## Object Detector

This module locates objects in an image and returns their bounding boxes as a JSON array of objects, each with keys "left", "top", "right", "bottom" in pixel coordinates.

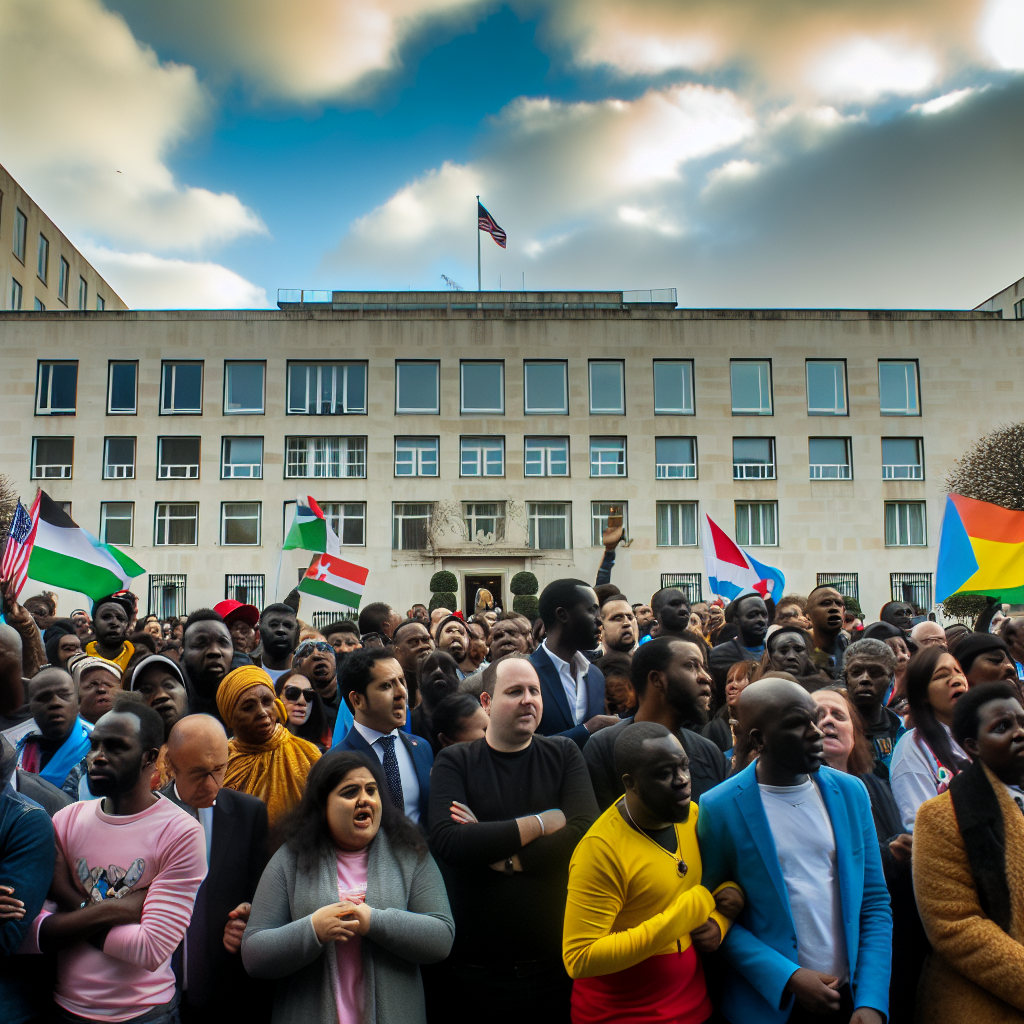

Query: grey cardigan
[{"left": 242, "top": 830, "right": 454, "bottom": 1024}]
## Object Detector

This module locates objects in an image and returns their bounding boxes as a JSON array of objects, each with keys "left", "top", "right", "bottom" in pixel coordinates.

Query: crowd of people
[{"left": 1, "top": 560, "right": 1023, "bottom": 1024}]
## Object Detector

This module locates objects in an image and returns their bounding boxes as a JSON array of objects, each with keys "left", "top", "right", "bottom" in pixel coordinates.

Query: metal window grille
[
  {"left": 890, "top": 573, "right": 933, "bottom": 612},
  {"left": 659, "top": 573, "right": 703, "bottom": 605},
  {"left": 816, "top": 573, "right": 860, "bottom": 601},
  {"left": 225, "top": 574, "right": 265, "bottom": 608},
  {"left": 149, "top": 574, "right": 187, "bottom": 618},
  {"left": 311, "top": 609, "right": 358, "bottom": 631}
]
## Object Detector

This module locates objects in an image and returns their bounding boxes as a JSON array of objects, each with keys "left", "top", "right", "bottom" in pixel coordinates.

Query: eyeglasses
[
  {"left": 360, "top": 632, "right": 385, "bottom": 647},
  {"left": 295, "top": 640, "right": 334, "bottom": 657},
  {"left": 282, "top": 685, "right": 314, "bottom": 703}
]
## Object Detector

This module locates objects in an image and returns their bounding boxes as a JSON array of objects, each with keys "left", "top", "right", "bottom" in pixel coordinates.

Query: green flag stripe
[
  {"left": 297, "top": 576, "right": 362, "bottom": 607},
  {"left": 948, "top": 584, "right": 1024, "bottom": 604},
  {"left": 103, "top": 543, "right": 146, "bottom": 578},
  {"left": 283, "top": 519, "right": 327, "bottom": 551},
  {"left": 29, "top": 547, "right": 127, "bottom": 600}
]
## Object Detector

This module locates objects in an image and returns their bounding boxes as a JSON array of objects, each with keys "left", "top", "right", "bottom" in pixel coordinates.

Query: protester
[
  {"left": 293, "top": 636, "right": 348, "bottom": 736},
  {"left": 954, "top": 631, "right": 1021, "bottom": 694},
  {"left": 408, "top": 602, "right": 429, "bottom": 623},
  {"left": 242, "top": 749, "right": 454, "bottom": 1024},
  {"left": 774, "top": 595, "right": 811, "bottom": 630},
  {"left": 70, "top": 609, "right": 92, "bottom": 639},
  {"left": 910, "top": 620, "right": 947, "bottom": 650},
  {"left": 564, "top": 722, "right": 743, "bottom": 1024},
  {"left": 428, "top": 654, "right": 599, "bottom": 1022},
  {"left": 464, "top": 620, "right": 489, "bottom": 673},
  {"left": 162, "top": 714, "right": 271, "bottom": 1024},
  {"left": 599, "top": 594, "right": 638, "bottom": 655},
  {"left": 391, "top": 618, "right": 435, "bottom": 710},
  {"left": 216, "top": 666, "right": 321, "bottom": 827},
  {"left": 842, "top": 638, "right": 904, "bottom": 778},
  {"left": 698, "top": 678, "right": 892, "bottom": 1024},
  {"left": 803, "top": 586, "right": 848, "bottom": 673},
  {"left": 595, "top": 651, "right": 637, "bottom": 716},
  {"left": 703, "top": 659, "right": 758, "bottom": 753},
  {"left": 633, "top": 603, "right": 655, "bottom": 638},
  {"left": 863, "top": 621, "right": 913, "bottom": 706},
  {"left": 584, "top": 637, "right": 727, "bottom": 808},
  {"left": 125, "top": 653, "right": 190, "bottom": 789},
  {"left": 23, "top": 593, "right": 56, "bottom": 629},
  {"left": 1, "top": 581, "right": 46, "bottom": 681},
  {"left": 487, "top": 616, "right": 531, "bottom": 661},
  {"left": 1000, "top": 615, "right": 1024, "bottom": 677},
  {"left": 214, "top": 599, "right": 261, "bottom": 654},
  {"left": 258, "top": 604, "right": 301, "bottom": 682},
  {"left": 180, "top": 610, "right": 238, "bottom": 721},
  {"left": 85, "top": 593, "right": 135, "bottom": 672},
  {"left": 141, "top": 615, "right": 164, "bottom": 649},
  {"left": 410, "top": 649, "right": 460, "bottom": 753},
  {"left": 44, "top": 620, "right": 81, "bottom": 669},
  {"left": 529, "top": 578, "right": 616, "bottom": 748},
  {"left": 913, "top": 682, "right": 1024, "bottom": 1023},
  {"left": 431, "top": 692, "right": 489, "bottom": 748},
  {"left": 275, "top": 668, "right": 331, "bottom": 748},
  {"left": 335, "top": 648, "right": 433, "bottom": 824},
  {"left": 323, "top": 619, "right": 363, "bottom": 655},
  {"left": 35, "top": 692, "right": 207, "bottom": 1024},
  {"left": 889, "top": 647, "right": 970, "bottom": 831},
  {"left": 760, "top": 626, "right": 827, "bottom": 690},
  {"left": 69, "top": 655, "right": 123, "bottom": 725},
  {"left": 358, "top": 601, "right": 402, "bottom": 643},
  {"left": 879, "top": 600, "right": 914, "bottom": 634},
  {"left": 708, "top": 592, "right": 771, "bottom": 691},
  {"left": 434, "top": 615, "right": 474, "bottom": 679}
]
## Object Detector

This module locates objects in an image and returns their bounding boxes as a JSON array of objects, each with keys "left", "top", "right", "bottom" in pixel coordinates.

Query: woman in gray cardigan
[{"left": 242, "top": 749, "right": 454, "bottom": 1024}]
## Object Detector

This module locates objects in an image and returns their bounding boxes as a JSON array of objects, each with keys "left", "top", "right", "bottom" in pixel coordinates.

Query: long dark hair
[
  {"left": 277, "top": 749, "right": 427, "bottom": 873},
  {"left": 905, "top": 646, "right": 970, "bottom": 774},
  {"left": 275, "top": 670, "right": 329, "bottom": 749}
]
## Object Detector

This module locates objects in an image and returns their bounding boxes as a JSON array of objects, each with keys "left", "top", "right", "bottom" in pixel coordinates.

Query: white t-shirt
[
  {"left": 262, "top": 666, "right": 290, "bottom": 684},
  {"left": 759, "top": 778, "right": 849, "bottom": 983}
]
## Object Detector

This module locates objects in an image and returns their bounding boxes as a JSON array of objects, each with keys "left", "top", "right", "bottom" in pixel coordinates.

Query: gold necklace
[{"left": 620, "top": 798, "right": 688, "bottom": 876}]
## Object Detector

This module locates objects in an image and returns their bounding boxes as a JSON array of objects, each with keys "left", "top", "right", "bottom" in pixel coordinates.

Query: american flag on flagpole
[
  {"left": 1, "top": 493, "right": 40, "bottom": 600},
  {"left": 478, "top": 201, "right": 507, "bottom": 248}
]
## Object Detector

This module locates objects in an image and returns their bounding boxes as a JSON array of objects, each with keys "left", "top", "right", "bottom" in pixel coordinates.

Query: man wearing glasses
[{"left": 293, "top": 638, "right": 348, "bottom": 736}]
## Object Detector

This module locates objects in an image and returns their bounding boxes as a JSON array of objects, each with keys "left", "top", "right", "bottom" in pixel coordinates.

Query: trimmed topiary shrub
[
  {"left": 843, "top": 596, "right": 863, "bottom": 619},
  {"left": 941, "top": 593, "right": 990, "bottom": 623},
  {"left": 429, "top": 570, "right": 458, "bottom": 594},
  {"left": 429, "top": 592, "right": 458, "bottom": 613},
  {"left": 509, "top": 571, "right": 539, "bottom": 596},
  {"left": 513, "top": 594, "right": 540, "bottom": 620}
]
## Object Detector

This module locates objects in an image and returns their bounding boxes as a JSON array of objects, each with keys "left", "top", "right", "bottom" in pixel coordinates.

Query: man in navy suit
[
  {"left": 529, "top": 578, "right": 618, "bottom": 750},
  {"left": 697, "top": 678, "right": 891, "bottom": 1024},
  {"left": 333, "top": 646, "right": 432, "bottom": 823}
]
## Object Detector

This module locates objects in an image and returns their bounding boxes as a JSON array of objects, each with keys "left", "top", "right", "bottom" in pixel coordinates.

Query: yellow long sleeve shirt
[{"left": 563, "top": 800, "right": 733, "bottom": 980}]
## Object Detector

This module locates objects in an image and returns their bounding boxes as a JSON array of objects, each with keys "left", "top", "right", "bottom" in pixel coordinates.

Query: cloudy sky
[{"left": 1, "top": 0, "right": 1021, "bottom": 309}]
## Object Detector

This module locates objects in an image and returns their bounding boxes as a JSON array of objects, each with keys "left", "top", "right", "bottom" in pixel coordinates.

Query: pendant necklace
[{"left": 620, "top": 798, "right": 688, "bottom": 876}]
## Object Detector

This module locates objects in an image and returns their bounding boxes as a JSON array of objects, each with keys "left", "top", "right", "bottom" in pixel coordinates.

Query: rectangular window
[
  {"left": 879, "top": 360, "right": 920, "bottom": 416},
  {"left": 31, "top": 436, "right": 73, "bottom": 478},
  {"left": 36, "top": 361, "right": 78, "bottom": 415},
  {"left": 13, "top": 209, "right": 26, "bottom": 262},
  {"left": 524, "top": 437, "right": 569, "bottom": 477},
  {"left": 78, "top": 276, "right": 87, "bottom": 310},
  {"left": 37, "top": 234, "right": 49, "bottom": 284},
  {"left": 891, "top": 572, "right": 933, "bottom": 611},
  {"left": 590, "top": 436, "right": 626, "bottom": 477},
  {"left": 882, "top": 437, "right": 924, "bottom": 480},
  {"left": 287, "top": 362, "right": 367, "bottom": 415},
  {"left": 224, "top": 361, "right": 265, "bottom": 414},
  {"left": 58, "top": 257, "right": 70, "bottom": 303},
  {"left": 733, "top": 437, "right": 775, "bottom": 479},
  {"left": 103, "top": 437, "right": 136, "bottom": 479},
  {"left": 221, "top": 502, "right": 261, "bottom": 545},
  {"left": 221, "top": 437, "right": 263, "bottom": 479},
  {"left": 107, "top": 361, "right": 137, "bottom": 414},
  {"left": 320, "top": 502, "right": 367, "bottom": 546},
  {"left": 33, "top": 298, "right": 44, "bottom": 312},
  {"left": 589, "top": 361, "right": 625, "bottom": 414},
  {"left": 460, "top": 361, "right": 504, "bottom": 414},
  {"left": 657, "top": 502, "right": 699, "bottom": 546},
  {"left": 817, "top": 572, "right": 860, "bottom": 602},
  {"left": 155, "top": 503, "right": 198, "bottom": 546},
  {"left": 160, "top": 361, "right": 203, "bottom": 414},
  {"left": 653, "top": 360, "right": 694, "bottom": 414},
  {"left": 731, "top": 360, "right": 772, "bottom": 415},
  {"left": 225, "top": 574, "right": 265, "bottom": 608},
  {"left": 10, "top": 278, "right": 22, "bottom": 310},
  {"left": 591, "top": 502, "right": 627, "bottom": 547},
  {"left": 392, "top": 502, "right": 433, "bottom": 550},
  {"left": 524, "top": 361, "right": 568, "bottom": 414},
  {"left": 158, "top": 437, "right": 200, "bottom": 479},
  {"left": 528, "top": 502, "right": 571, "bottom": 550},
  {"left": 885, "top": 502, "right": 927, "bottom": 546},
  {"left": 395, "top": 437, "right": 438, "bottom": 477},
  {"left": 806, "top": 360, "right": 847, "bottom": 415},
  {"left": 285, "top": 436, "right": 367, "bottom": 478},
  {"left": 150, "top": 574, "right": 187, "bottom": 618},
  {"left": 460, "top": 437, "right": 504, "bottom": 477},
  {"left": 655, "top": 436, "right": 697, "bottom": 479},
  {"left": 736, "top": 501, "right": 778, "bottom": 546},
  {"left": 395, "top": 361, "right": 440, "bottom": 414},
  {"left": 96, "top": 296, "right": 105, "bottom": 311},
  {"left": 464, "top": 502, "right": 506, "bottom": 542},
  {"left": 808, "top": 437, "right": 852, "bottom": 480},
  {"left": 100, "top": 502, "right": 134, "bottom": 545}
]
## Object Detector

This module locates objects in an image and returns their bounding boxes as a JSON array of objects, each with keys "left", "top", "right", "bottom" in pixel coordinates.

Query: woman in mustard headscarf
[{"left": 216, "top": 666, "right": 321, "bottom": 827}]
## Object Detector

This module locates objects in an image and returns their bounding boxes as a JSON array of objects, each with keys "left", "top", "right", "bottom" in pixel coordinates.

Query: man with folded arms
[{"left": 564, "top": 721, "right": 743, "bottom": 1024}]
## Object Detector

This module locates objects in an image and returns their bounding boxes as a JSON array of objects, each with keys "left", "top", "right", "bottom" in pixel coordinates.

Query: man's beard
[{"left": 668, "top": 690, "right": 707, "bottom": 728}]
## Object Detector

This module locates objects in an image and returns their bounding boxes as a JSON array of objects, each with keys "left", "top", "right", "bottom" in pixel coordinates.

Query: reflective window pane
[
  {"left": 655, "top": 437, "right": 696, "bottom": 478},
  {"left": 396, "top": 362, "right": 439, "bottom": 413},
  {"left": 108, "top": 362, "right": 137, "bottom": 414},
  {"left": 653, "top": 361, "right": 694, "bottom": 414},
  {"left": 730, "top": 361, "right": 772, "bottom": 415},
  {"left": 524, "top": 362, "right": 568, "bottom": 414},
  {"left": 589, "top": 362, "right": 624, "bottom": 414},
  {"left": 225, "top": 363, "right": 265, "bottom": 414},
  {"left": 461, "top": 362, "right": 504, "bottom": 413},
  {"left": 806, "top": 361, "right": 847, "bottom": 415},
  {"left": 879, "top": 361, "right": 920, "bottom": 415}
]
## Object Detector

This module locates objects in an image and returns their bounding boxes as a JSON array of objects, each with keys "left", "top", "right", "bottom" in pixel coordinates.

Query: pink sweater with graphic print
[{"left": 42, "top": 794, "right": 206, "bottom": 1021}]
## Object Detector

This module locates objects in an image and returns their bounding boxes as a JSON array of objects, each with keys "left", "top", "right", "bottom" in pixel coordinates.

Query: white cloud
[
  {"left": 86, "top": 248, "right": 271, "bottom": 309},
  {"left": 573, "top": 27, "right": 717, "bottom": 75},
  {"left": 977, "top": 0, "right": 1024, "bottom": 69},
  {"left": 0, "top": 0, "right": 264, "bottom": 251},
  {"left": 911, "top": 88, "right": 977, "bottom": 114},
  {"left": 805, "top": 36, "right": 939, "bottom": 102}
]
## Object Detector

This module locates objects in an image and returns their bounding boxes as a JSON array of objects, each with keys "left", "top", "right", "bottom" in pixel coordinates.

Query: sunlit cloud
[
  {"left": 977, "top": 0, "right": 1024, "bottom": 69},
  {"left": 911, "top": 88, "right": 977, "bottom": 114},
  {"left": 805, "top": 37, "right": 938, "bottom": 102}
]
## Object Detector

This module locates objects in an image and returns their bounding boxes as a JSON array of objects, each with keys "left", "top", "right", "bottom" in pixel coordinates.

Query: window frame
[
  {"left": 655, "top": 436, "right": 697, "bottom": 479},
  {"left": 878, "top": 360, "right": 921, "bottom": 417},
  {"left": 221, "top": 436, "right": 264, "bottom": 479},
  {"left": 37, "top": 234, "right": 49, "bottom": 285},
  {"left": 31, "top": 436, "right": 74, "bottom": 479},
  {"left": 392, "top": 502, "right": 433, "bottom": 551},
  {"left": 395, "top": 360, "right": 441, "bottom": 415},
  {"left": 885, "top": 501, "right": 928, "bottom": 547},
  {"left": 160, "top": 361, "right": 204, "bottom": 416},
  {"left": 527, "top": 501, "right": 572, "bottom": 550},
  {"left": 735, "top": 501, "right": 779, "bottom": 546},
  {"left": 103, "top": 436, "right": 136, "bottom": 480},
  {"left": 808, "top": 436, "right": 853, "bottom": 480},
  {"left": 77, "top": 276, "right": 87, "bottom": 311},
  {"left": 99, "top": 502, "right": 134, "bottom": 546},
  {"left": 463, "top": 501, "right": 507, "bottom": 542},
  {"left": 107, "top": 360, "right": 138, "bottom": 415},
  {"left": 523, "top": 360, "right": 569, "bottom": 416},
  {"left": 394, "top": 437, "right": 439, "bottom": 478},
  {"left": 732, "top": 437, "right": 776, "bottom": 480},
  {"left": 589, "top": 436, "right": 627, "bottom": 478},
  {"left": 591, "top": 502, "right": 628, "bottom": 547},
  {"left": 284, "top": 435, "right": 367, "bottom": 479},
  {"left": 524, "top": 436, "right": 570, "bottom": 477},
  {"left": 10, "top": 278, "right": 22, "bottom": 311},
  {"left": 220, "top": 502, "right": 262, "bottom": 546},
  {"left": 460, "top": 360, "right": 505, "bottom": 414},
  {"left": 653, "top": 359, "right": 695, "bottom": 415},
  {"left": 157, "top": 436, "right": 201, "bottom": 480},
  {"left": 13, "top": 209, "right": 27, "bottom": 263},
  {"left": 154, "top": 502, "right": 199, "bottom": 546},
  {"left": 286, "top": 361, "right": 368, "bottom": 416},
  {"left": 35, "top": 360, "right": 78, "bottom": 415},
  {"left": 460, "top": 436, "right": 505, "bottom": 477},
  {"left": 588, "top": 360, "right": 626, "bottom": 415},
  {"left": 656, "top": 501, "right": 699, "bottom": 546},
  {"left": 223, "top": 360, "right": 266, "bottom": 416},
  {"left": 730, "top": 359, "right": 773, "bottom": 416},
  {"left": 805, "top": 359, "right": 848, "bottom": 416},
  {"left": 58, "top": 257, "right": 70, "bottom": 304},
  {"left": 319, "top": 502, "right": 367, "bottom": 546},
  {"left": 881, "top": 437, "right": 924, "bottom": 480}
]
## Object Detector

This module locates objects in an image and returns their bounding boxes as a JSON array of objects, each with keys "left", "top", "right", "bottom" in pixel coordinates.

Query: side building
[
  {"left": 1, "top": 290, "right": 1019, "bottom": 623},
  {"left": 975, "top": 275, "right": 1024, "bottom": 320}
]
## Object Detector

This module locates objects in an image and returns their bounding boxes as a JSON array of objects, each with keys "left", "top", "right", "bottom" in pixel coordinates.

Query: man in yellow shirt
[
  {"left": 84, "top": 594, "right": 135, "bottom": 673},
  {"left": 564, "top": 721, "right": 742, "bottom": 1023}
]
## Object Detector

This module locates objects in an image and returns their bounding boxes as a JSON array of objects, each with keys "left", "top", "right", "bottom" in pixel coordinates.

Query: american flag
[
  {"left": 1, "top": 494, "right": 39, "bottom": 600},
  {"left": 478, "top": 202, "right": 506, "bottom": 249}
]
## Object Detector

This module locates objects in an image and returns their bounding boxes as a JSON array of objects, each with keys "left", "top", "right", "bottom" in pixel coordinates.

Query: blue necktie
[{"left": 377, "top": 736, "right": 404, "bottom": 811}]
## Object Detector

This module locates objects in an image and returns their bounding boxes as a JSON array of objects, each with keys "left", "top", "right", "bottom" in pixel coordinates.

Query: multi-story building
[
  {"left": 976, "top": 275, "right": 1024, "bottom": 320},
  {"left": 1, "top": 288, "right": 1019, "bottom": 622},
  {"left": 1, "top": 162, "right": 126, "bottom": 313}
]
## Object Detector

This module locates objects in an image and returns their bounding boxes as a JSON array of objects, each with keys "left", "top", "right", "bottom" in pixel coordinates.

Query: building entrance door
[{"left": 463, "top": 573, "right": 504, "bottom": 616}]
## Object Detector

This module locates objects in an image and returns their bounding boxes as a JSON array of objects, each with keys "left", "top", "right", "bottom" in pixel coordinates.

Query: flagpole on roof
[{"left": 476, "top": 195, "right": 481, "bottom": 291}]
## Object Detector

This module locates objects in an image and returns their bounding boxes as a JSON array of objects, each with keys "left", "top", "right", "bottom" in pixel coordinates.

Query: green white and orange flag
[{"left": 297, "top": 553, "right": 368, "bottom": 608}]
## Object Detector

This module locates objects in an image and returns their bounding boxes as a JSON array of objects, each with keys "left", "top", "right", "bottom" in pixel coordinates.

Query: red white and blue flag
[
  {"left": 478, "top": 202, "right": 506, "bottom": 248},
  {"left": 701, "top": 512, "right": 785, "bottom": 603},
  {"left": 1, "top": 494, "right": 39, "bottom": 600}
]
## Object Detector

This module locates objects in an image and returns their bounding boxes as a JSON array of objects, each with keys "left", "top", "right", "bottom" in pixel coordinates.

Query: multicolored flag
[
  {"left": 701, "top": 513, "right": 785, "bottom": 603},
  {"left": 283, "top": 496, "right": 340, "bottom": 555},
  {"left": 936, "top": 493, "right": 1024, "bottom": 603},
  {"left": 478, "top": 201, "right": 506, "bottom": 248},
  {"left": 297, "top": 552, "right": 369, "bottom": 608},
  {"left": 1, "top": 494, "right": 39, "bottom": 599}
]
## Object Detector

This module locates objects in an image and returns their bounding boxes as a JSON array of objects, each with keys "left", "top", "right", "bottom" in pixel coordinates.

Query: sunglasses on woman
[
  {"left": 282, "top": 685, "right": 315, "bottom": 703},
  {"left": 295, "top": 640, "right": 334, "bottom": 657}
]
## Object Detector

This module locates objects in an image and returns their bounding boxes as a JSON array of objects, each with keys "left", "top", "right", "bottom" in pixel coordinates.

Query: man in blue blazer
[
  {"left": 528, "top": 578, "right": 618, "bottom": 750},
  {"left": 333, "top": 646, "right": 432, "bottom": 824},
  {"left": 697, "top": 678, "right": 891, "bottom": 1024}
]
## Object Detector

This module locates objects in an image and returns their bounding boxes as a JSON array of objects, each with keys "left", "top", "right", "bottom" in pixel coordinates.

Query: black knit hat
[{"left": 953, "top": 632, "right": 1012, "bottom": 674}]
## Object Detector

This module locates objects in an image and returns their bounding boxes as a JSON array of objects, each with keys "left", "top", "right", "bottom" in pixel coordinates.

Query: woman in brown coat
[{"left": 913, "top": 681, "right": 1024, "bottom": 1023}]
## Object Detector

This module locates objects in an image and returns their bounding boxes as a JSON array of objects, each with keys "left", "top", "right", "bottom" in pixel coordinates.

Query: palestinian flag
[
  {"left": 28, "top": 491, "right": 145, "bottom": 600},
  {"left": 283, "top": 495, "right": 339, "bottom": 555},
  {"left": 297, "top": 553, "right": 368, "bottom": 608}
]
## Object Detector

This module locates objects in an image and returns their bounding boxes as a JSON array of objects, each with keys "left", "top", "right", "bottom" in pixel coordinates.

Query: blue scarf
[{"left": 33, "top": 716, "right": 92, "bottom": 789}]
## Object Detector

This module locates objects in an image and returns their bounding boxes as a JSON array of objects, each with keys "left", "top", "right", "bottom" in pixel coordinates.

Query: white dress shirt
[
  {"left": 541, "top": 641, "right": 590, "bottom": 726},
  {"left": 352, "top": 720, "right": 421, "bottom": 823}
]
